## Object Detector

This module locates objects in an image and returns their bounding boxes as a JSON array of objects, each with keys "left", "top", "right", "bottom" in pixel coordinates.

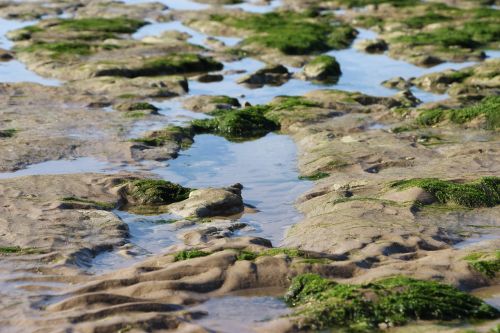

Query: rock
[
  {"left": 195, "top": 73, "right": 224, "bottom": 83},
  {"left": 393, "top": 89, "right": 421, "bottom": 107},
  {"left": 381, "top": 187, "right": 436, "bottom": 204},
  {"left": 182, "top": 95, "right": 240, "bottom": 113},
  {"left": 0, "top": 49, "right": 13, "bottom": 61},
  {"left": 381, "top": 76, "right": 411, "bottom": 90},
  {"left": 300, "top": 55, "right": 341, "bottom": 82},
  {"left": 114, "top": 101, "right": 159, "bottom": 113},
  {"left": 237, "top": 64, "right": 290, "bottom": 88},
  {"left": 356, "top": 39, "right": 388, "bottom": 54},
  {"left": 169, "top": 184, "right": 244, "bottom": 218}
]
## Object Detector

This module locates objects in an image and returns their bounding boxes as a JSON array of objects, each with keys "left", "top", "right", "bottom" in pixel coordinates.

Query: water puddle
[
  {"left": 192, "top": 294, "right": 290, "bottom": 332},
  {"left": 454, "top": 234, "right": 499, "bottom": 249},
  {"left": 0, "top": 17, "right": 37, "bottom": 50},
  {"left": 151, "top": 133, "right": 312, "bottom": 244},
  {"left": 472, "top": 285, "right": 500, "bottom": 311},
  {"left": 0, "top": 157, "right": 126, "bottom": 179},
  {"left": 327, "top": 29, "right": 479, "bottom": 101},
  {"left": 0, "top": 60, "right": 60, "bottom": 86}
]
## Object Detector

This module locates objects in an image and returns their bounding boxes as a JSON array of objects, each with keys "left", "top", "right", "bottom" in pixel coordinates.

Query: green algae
[
  {"left": 417, "top": 96, "right": 500, "bottom": 129},
  {"left": 19, "top": 41, "right": 93, "bottom": 57},
  {"left": 0, "top": 128, "right": 17, "bottom": 138},
  {"left": 0, "top": 246, "right": 44, "bottom": 255},
  {"left": 299, "top": 172, "right": 330, "bottom": 181},
  {"left": 174, "top": 249, "right": 210, "bottom": 261},
  {"left": 236, "top": 248, "right": 311, "bottom": 261},
  {"left": 391, "top": 177, "right": 500, "bottom": 208},
  {"left": 191, "top": 105, "right": 279, "bottom": 140},
  {"left": 96, "top": 54, "right": 223, "bottom": 78},
  {"left": 465, "top": 251, "right": 500, "bottom": 278},
  {"left": 285, "top": 274, "right": 499, "bottom": 331},
  {"left": 403, "top": 12, "right": 451, "bottom": 29},
  {"left": 126, "top": 179, "right": 192, "bottom": 205},
  {"left": 131, "top": 125, "right": 194, "bottom": 149},
  {"left": 60, "top": 197, "right": 115, "bottom": 210},
  {"left": 210, "top": 11, "right": 355, "bottom": 55},
  {"left": 190, "top": 96, "right": 324, "bottom": 140}
]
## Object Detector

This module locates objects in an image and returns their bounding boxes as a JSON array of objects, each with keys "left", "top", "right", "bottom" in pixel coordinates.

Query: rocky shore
[{"left": 0, "top": 0, "right": 498, "bottom": 332}]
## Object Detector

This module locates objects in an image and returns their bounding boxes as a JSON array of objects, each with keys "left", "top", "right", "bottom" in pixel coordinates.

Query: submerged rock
[
  {"left": 237, "top": 64, "right": 291, "bottom": 88},
  {"left": 382, "top": 76, "right": 411, "bottom": 90},
  {"left": 169, "top": 184, "right": 244, "bottom": 218},
  {"left": 356, "top": 38, "right": 388, "bottom": 54}
]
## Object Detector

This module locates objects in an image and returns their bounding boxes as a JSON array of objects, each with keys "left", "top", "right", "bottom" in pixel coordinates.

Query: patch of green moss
[
  {"left": 393, "top": 19, "right": 499, "bottom": 49},
  {"left": 285, "top": 274, "right": 499, "bottom": 331},
  {"left": 131, "top": 125, "right": 194, "bottom": 148},
  {"left": 0, "top": 128, "right": 17, "bottom": 138},
  {"left": 126, "top": 179, "right": 192, "bottom": 205},
  {"left": 299, "top": 172, "right": 329, "bottom": 181},
  {"left": 237, "top": 250, "right": 258, "bottom": 261},
  {"left": 57, "top": 17, "right": 146, "bottom": 33},
  {"left": 61, "top": 197, "right": 115, "bottom": 210},
  {"left": 210, "top": 96, "right": 240, "bottom": 106},
  {"left": 19, "top": 41, "right": 93, "bottom": 57},
  {"left": 174, "top": 249, "right": 210, "bottom": 261},
  {"left": 0, "top": 246, "right": 44, "bottom": 255},
  {"left": 191, "top": 105, "right": 279, "bottom": 140},
  {"left": 403, "top": 13, "right": 451, "bottom": 29},
  {"left": 211, "top": 11, "right": 355, "bottom": 55},
  {"left": 97, "top": 53, "right": 223, "bottom": 78},
  {"left": 391, "top": 177, "right": 500, "bottom": 208},
  {"left": 236, "top": 248, "right": 308, "bottom": 261},
  {"left": 464, "top": 251, "right": 500, "bottom": 278},
  {"left": 417, "top": 96, "right": 500, "bottom": 129}
]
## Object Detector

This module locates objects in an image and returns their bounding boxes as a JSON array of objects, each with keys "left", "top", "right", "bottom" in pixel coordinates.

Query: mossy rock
[
  {"left": 94, "top": 54, "right": 223, "bottom": 78},
  {"left": 464, "top": 251, "right": 500, "bottom": 278},
  {"left": 302, "top": 55, "right": 341, "bottom": 82},
  {"left": 416, "top": 96, "right": 500, "bottom": 129},
  {"left": 60, "top": 197, "right": 115, "bottom": 210},
  {"left": 391, "top": 177, "right": 500, "bottom": 208},
  {"left": 55, "top": 18, "right": 147, "bottom": 33},
  {"left": 285, "top": 274, "right": 499, "bottom": 331},
  {"left": 124, "top": 179, "right": 192, "bottom": 205},
  {"left": 210, "top": 11, "right": 356, "bottom": 55},
  {"left": 191, "top": 105, "right": 279, "bottom": 141},
  {"left": 131, "top": 125, "right": 194, "bottom": 149},
  {"left": 115, "top": 102, "right": 159, "bottom": 113}
]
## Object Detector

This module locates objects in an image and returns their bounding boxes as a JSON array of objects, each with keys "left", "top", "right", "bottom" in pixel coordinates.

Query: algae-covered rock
[
  {"left": 123, "top": 179, "right": 192, "bottom": 206},
  {"left": 285, "top": 274, "right": 499, "bottom": 331},
  {"left": 416, "top": 95, "right": 500, "bottom": 129},
  {"left": 390, "top": 176, "right": 500, "bottom": 208},
  {"left": 169, "top": 184, "right": 244, "bottom": 217},
  {"left": 301, "top": 55, "right": 341, "bottom": 82},
  {"left": 191, "top": 105, "right": 280, "bottom": 140}
]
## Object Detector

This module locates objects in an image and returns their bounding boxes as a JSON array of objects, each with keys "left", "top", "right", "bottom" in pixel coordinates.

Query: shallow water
[
  {"left": 0, "top": 60, "right": 60, "bottom": 86},
  {"left": 192, "top": 295, "right": 291, "bottom": 332},
  {"left": 152, "top": 133, "right": 312, "bottom": 244},
  {"left": 0, "top": 17, "right": 37, "bottom": 50},
  {"left": 0, "top": 157, "right": 125, "bottom": 179},
  {"left": 1, "top": 1, "right": 499, "bottom": 330}
]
